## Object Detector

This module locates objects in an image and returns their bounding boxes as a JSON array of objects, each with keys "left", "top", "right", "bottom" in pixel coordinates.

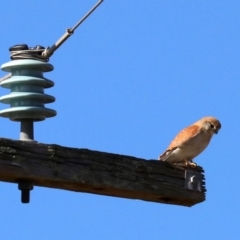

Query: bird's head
[{"left": 197, "top": 117, "right": 221, "bottom": 135}]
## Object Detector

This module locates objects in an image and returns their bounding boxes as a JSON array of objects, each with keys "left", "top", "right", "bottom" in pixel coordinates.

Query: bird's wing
[
  {"left": 158, "top": 124, "right": 201, "bottom": 161},
  {"left": 168, "top": 124, "right": 201, "bottom": 149}
]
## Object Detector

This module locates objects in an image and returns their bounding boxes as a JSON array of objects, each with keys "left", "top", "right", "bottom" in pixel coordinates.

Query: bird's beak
[{"left": 214, "top": 123, "right": 221, "bottom": 134}]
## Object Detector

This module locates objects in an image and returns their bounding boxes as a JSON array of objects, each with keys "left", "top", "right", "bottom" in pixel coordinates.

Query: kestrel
[{"left": 158, "top": 116, "right": 221, "bottom": 166}]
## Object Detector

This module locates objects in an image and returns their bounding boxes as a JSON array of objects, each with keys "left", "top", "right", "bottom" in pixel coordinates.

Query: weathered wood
[{"left": 0, "top": 138, "right": 205, "bottom": 206}]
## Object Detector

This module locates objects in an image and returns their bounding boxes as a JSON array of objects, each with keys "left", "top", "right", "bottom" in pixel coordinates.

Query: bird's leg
[
  {"left": 188, "top": 159, "right": 197, "bottom": 167},
  {"left": 184, "top": 159, "right": 188, "bottom": 166}
]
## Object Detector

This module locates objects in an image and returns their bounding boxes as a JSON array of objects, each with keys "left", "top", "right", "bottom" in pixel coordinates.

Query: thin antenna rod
[
  {"left": 72, "top": 0, "right": 103, "bottom": 32},
  {"left": 42, "top": 0, "right": 103, "bottom": 59}
]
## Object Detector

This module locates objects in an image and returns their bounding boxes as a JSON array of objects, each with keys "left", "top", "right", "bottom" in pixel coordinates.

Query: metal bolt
[
  {"left": 185, "top": 170, "right": 203, "bottom": 192},
  {"left": 18, "top": 182, "right": 34, "bottom": 203}
]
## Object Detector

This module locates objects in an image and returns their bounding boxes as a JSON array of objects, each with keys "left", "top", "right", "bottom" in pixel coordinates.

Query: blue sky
[{"left": 0, "top": 0, "right": 239, "bottom": 239}]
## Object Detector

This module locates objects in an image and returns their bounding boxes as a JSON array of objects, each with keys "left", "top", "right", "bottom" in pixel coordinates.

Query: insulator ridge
[{"left": 0, "top": 59, "right": 56, "bottom": 122}]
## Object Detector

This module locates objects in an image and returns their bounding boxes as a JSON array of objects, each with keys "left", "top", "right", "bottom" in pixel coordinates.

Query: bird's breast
[{"left": 181, "top": 131, "right": 212, "bottom": 159}]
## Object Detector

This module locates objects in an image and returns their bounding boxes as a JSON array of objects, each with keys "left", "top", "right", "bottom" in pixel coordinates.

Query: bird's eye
[{"left": 210, "top": 123, "right": 215, "bottom": 129}]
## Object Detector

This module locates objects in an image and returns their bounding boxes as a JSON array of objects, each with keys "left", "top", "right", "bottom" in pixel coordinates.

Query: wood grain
[{"left": 0, "top": 138, "right": 205, "bottom": 206}]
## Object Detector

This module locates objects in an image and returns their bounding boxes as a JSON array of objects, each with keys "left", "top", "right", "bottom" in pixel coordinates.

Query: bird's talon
[{"left": 188, "top": 162, "right": 197, "bottom": 167}]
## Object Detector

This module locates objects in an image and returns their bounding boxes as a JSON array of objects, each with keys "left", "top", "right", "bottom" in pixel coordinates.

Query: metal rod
[
  {"left": 42, "top": 0, "right": 103, "bottom": 58},
  {"left": 71, "top": 0, "right": 103, "bottom": 32},
  {"left": 20, "top": 120, "right": 34, "bottom": 141}
]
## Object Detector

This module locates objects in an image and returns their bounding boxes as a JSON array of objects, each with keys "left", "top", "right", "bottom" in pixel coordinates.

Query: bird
[{"left": 158, "top": 116, "right": 221, "bottom": 166}]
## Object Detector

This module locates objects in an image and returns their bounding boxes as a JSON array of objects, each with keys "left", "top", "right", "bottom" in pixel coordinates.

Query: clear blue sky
[{"left": 0, "top": 0, "right": 239, "bottom": 239}]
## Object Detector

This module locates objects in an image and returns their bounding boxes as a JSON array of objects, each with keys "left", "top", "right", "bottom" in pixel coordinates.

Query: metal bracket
[{"left": 185, "top": 170, "right": 203, "bottom": 192}]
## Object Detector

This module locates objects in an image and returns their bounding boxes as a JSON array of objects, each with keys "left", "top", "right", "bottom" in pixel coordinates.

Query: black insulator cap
[{"left": 9, "top": 44, "right": 29, "bottom": 52}]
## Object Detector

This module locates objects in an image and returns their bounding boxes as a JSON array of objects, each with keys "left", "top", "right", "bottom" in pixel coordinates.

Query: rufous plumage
[{"left": 158, "top": 116, "right": 221, "bottom": 166}]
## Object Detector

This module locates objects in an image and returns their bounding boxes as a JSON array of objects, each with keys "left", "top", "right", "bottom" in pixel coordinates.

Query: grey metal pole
[
  {"left": 19, "top": 120, "right": 34, "bottom": 203},
  {"left": 20, "top": 120, "right": 34, "bottom": 141}
]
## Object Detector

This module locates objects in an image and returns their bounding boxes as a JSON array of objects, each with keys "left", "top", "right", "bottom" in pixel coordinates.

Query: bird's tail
[
  {"left": 158, "top": 149, "right": 171, "bottom": 161},
  {"left": 158, "top": 147, "right": 177, "bottom": 161}
]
